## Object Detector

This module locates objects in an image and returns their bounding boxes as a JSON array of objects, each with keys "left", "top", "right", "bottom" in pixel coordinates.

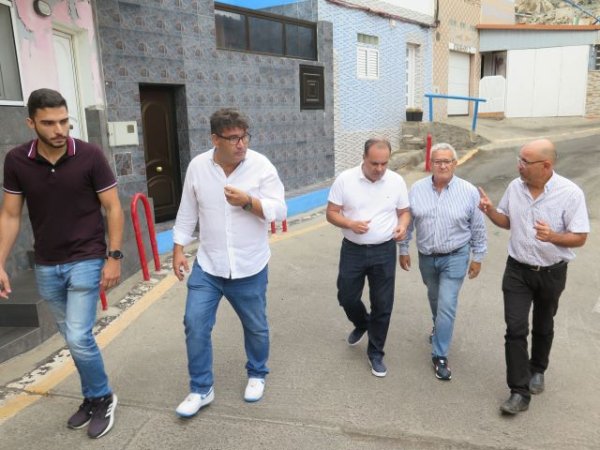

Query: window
[
  {"left": 215, "top": 3, "right": 317, "bottom": 60},
  {"left": 357, "top": 33, "right": 379, "bottom": 46},
  {"left": 0, "top": 0, "right": 23, "bottom": 104},
  {"left": 299, "top": 65, "right": 324, "bottom": 110},
  {"left": 595, "top": 45, "right": 600, "bottom": 70},
  {"left": 357, "top": 47, "right": 379, "bottom": 80},
  {"left": 406, "top": 45, "right": 417, "bottom": 107}
]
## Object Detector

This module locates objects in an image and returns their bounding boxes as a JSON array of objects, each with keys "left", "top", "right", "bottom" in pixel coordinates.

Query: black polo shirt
[{"left": 3, "top": 137, "right": 117, "bottom": 265}]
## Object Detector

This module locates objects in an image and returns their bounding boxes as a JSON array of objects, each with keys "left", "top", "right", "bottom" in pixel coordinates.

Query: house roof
[
  {"left": 325, "top": 0, "right": 435, "bottom": 28},
  {"left": 477, "top": 24, "right": 600, "bottom": 31}
]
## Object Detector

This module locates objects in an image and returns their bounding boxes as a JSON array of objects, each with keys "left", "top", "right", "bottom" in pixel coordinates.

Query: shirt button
[{"left": 51, "top": 169, "right": 55, "bottom": 173}]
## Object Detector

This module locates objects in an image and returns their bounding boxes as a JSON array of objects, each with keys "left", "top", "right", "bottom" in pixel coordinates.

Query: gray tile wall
[{"left": 95, "top": 0, "right": 334, "bottom": 195}]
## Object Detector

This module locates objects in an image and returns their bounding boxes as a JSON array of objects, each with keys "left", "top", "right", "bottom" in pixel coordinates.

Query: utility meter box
[{"left": 108, "top": 121, "right": 139, "bottom": 146}]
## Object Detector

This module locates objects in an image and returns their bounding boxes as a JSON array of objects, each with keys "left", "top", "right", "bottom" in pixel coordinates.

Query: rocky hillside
[{"left": 515, "top": 0, "right": 600, "bottom": 24}]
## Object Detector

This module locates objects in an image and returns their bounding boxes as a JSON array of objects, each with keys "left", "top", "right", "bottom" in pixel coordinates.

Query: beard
[{"left": 35, "top": 130, "right": 68, "bottom": 149}]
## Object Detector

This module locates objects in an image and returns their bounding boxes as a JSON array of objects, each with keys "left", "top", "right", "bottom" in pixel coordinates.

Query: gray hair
[{"left": 430, "top": 143, "right": 458, "bottom": 160}]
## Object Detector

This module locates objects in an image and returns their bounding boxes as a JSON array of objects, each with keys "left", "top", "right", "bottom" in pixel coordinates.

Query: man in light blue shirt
[{"left": 399, "top": 143, "right": 487, "bottom": 381}]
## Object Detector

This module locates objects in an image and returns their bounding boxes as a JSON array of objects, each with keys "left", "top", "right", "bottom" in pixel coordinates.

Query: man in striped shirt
[
  {"left": 399, "top": 143, "right": 487, "bottom": 381},
  {"left": 479, "top": 138, "right": 589, "bottom": 415}
]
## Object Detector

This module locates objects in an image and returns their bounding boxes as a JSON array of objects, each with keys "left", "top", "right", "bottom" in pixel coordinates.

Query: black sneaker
[
  {"left": 87, "top": 393, "right": 117, "bottom": 439},
  {"left": 347, "top": 328, "right": 367, "bottom": 346},
  {"left": 67, "top": 398, "right": 94, "bottom": 429},
  {"left": 368, "top": 357, "right": 387, "bottom": 377},
  {"left": 432, "top": 356, "right": 452, "bottom": 381}
]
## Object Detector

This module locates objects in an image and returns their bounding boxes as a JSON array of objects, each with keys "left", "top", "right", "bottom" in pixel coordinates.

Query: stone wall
[{"left": 586, "top": 71, "right": 600, "bottom": 117}]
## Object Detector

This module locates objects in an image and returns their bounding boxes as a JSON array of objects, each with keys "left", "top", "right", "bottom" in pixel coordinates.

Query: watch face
[{"left": 109, "top": 250, "right": 124, "bottom": 259}]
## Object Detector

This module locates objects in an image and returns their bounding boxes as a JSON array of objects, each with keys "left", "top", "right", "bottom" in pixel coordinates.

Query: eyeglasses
[
  {"left": 517, "top": 157, "right": 545, "bottom": 167},
  {"left": 432, "top": 159, "right": 455, "bottom": 167},
  {"left": 215, "top": 133, "right": 251, "bottom": 145}
]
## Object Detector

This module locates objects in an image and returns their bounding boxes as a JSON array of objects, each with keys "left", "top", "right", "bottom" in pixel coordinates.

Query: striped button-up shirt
[
  {"left": 497, "top": 172, "right": 589, "bottom": 266},
  {"left": 399, "top": 175, "right": 487, "bottom": 262}
]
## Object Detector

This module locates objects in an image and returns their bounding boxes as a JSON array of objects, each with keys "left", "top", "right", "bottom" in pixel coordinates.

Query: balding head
[{"left": 521, "top": 139, "right": 557, "bottom": 163}]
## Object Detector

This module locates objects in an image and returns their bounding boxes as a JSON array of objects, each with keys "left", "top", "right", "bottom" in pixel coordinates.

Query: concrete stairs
[{"left": 0, "top": 271, "right": 57, "bottom": 364}]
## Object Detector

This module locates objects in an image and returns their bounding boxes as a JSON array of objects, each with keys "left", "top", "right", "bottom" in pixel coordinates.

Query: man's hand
[
  {"left": 349, "top": 220, "right": 370, "bottom": 234},
  {"left": 468, "top": 261, "right": 481, "bottom": 279},
  {"left": 399, "top": 255, "right": 411, "bottom": 271},
  {"left": 101, "top": 258, "right": 121, "bottom": 290},
  {"left": 173, "top": 247, "right": 189, "bottom": 281},
  {"left": 0, "top": 267, "right": 12, "bottom": 299},
  {"left": 534, "top": 220, "right": 554, "bottom": 243},
  {"left": 478, "top": 187, "right": 493, "bottom": 215},
  {"left": 224, "top": 185, "right": 250, "bottom": 207}
]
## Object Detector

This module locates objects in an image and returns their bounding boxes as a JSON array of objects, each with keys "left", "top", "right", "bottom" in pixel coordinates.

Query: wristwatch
[
  {"left": 107, "top": 250, "right": 124, "bottom": 260},
  {"left": 242, "top": 196, "right": 253, "bottom": 211}
]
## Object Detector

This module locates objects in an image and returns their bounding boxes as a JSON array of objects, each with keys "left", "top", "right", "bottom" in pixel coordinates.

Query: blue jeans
[
  {"left": 418, "top": 245, "right": 470, "bottom": 358},
  {"left": 35, "top": 258, "right": 111, "bottom": 399},
  {"left": 184, "top": 261, "right": 269, "bottom": 394}
]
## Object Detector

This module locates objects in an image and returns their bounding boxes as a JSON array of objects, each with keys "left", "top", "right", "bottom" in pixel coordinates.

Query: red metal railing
[
  {"left": 425, "top": 133, "right": 433, "bottom": 172},
  {"left": 270, "top": 220, "right": 288, "bottom": 234},
  {"left": 130, "top": 193, "right": 160, "bottom": 281},
  {"left": 100, "top": 289, "right": 108, "bottom": 311}
]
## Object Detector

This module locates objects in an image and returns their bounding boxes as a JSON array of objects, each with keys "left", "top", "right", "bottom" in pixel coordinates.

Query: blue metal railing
[{"left": 424, "top": 93, "right": 487, "bottom": 131}]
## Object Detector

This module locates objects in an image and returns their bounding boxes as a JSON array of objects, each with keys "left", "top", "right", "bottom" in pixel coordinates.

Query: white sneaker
[
  {"left": 244, "top": 378, "right": 265, "bottom": 402},
  {"left": 176, "top": 388, "right": 214, "bottom": 417}
]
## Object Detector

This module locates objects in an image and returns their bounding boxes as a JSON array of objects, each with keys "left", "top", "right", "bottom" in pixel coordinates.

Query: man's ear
[{"left": 26, "top": 117, "right": 35, "bottom": 130}]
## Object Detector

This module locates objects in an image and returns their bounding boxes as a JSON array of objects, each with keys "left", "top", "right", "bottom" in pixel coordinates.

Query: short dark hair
[
  {"left": 364, "top": 137, "right": 392, "bottom": 156},
  {"left": 27, "top": 88, "right": 68, "bottom": 118},
  {"left": 210, "top": 108, "right": 249, "bottom": 135}
]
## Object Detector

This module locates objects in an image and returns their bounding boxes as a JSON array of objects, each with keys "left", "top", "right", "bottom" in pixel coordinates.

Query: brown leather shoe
[{"left": 500, "top": 393, "right": 530, "bottom": 415}]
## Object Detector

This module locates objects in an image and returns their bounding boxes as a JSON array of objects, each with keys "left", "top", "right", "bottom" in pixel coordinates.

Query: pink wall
[{"left": 13, "top": 0, "right": 104, "bottom": 105}]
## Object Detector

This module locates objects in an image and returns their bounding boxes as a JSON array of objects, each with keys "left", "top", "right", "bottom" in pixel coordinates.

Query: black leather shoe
[
  {"left": 500, "top": 393, "right": 529, "bottom": 415},
  {"left": 529, "top": 373, "right": 545, "bottom": 395}
]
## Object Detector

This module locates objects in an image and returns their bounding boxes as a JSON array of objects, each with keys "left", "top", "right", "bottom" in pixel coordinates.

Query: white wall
[
  {"left": 479, "top": 76, "right": 506, "bottom": 113},
  {"left": 505, "top": 46, "right": 589, "bottom": 117}
]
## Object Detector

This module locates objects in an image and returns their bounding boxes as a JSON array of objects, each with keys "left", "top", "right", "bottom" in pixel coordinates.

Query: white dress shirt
[
  {"left": 497, "top": 172, "right": 589, "bottom": 266},
  {"left": 328, "top": 165, "right": 409, "bottom": 245},
  {"left": 173, "top": 148, "right": 286, "bottom": 279}
]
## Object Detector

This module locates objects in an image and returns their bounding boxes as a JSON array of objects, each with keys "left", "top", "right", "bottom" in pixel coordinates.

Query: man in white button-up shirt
[
  {"left": 479, "top": 139, "right": 589, "bottom": 416},
  {"left": 171, "top": 109, "right": 286, "bottom": 418},
  {"left": 327, "top": 138, "right": 410, "bottom": 378}
]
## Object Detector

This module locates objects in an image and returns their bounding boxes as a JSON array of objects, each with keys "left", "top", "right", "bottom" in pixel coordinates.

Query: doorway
[{"left": 139, "top": 86, "right": 182, "bottom": 222}]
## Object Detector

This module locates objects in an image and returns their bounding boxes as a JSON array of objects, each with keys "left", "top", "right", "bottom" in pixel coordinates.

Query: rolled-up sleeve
[
  {"left": 172, "top": 165, "right": 199, "bottom": 246},
  {"left": 470, "top": 202, "right": 487, "bottom": 263},
  {"left": 258, "top": 164, "right": 286, "bottom": 223}
]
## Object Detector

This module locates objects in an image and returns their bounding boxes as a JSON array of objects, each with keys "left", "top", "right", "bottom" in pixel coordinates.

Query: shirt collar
[
  {"left": 519, "top": 171, "right": 556, "bottom": 193},
  {"left": 358, "top": 163, "right": 387, "bottom": 183},
  {"left": 429, "top": 174, "right": 456, "bottom": 190},
  {"left": 27, "top": 137, "right": 76, "bottom": 160}
]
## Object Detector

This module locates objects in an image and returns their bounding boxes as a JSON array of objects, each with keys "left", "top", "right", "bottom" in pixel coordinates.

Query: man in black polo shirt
[{"left": 0, "top": 89, "right": 124, "bottom": 439}]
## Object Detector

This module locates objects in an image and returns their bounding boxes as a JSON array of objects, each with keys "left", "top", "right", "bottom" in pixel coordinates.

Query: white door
[
  {"left": 52, "top": 31, "right": 85, "bottom": 139},
  {"left": 447, "top": 51, "right": 470, "bottom": 115},
  {"left": 505, "top": 46, "right": 588, "bottom": 118}
]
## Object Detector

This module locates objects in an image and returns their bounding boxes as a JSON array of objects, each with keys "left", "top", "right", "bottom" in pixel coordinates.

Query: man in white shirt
[
  {"left": 326, "top": 138, "right": 410, "bottom": 377},
  {"left": 479, "top": 139, "right": 589, "bottom": 415},
  {"left": 171, "top": 108, "right": 286, "bottom": 418}
]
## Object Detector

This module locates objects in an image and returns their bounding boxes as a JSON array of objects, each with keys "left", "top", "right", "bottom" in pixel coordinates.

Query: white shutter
[{"left": 357, "top": 46, "right": 378, "bottom": 80}]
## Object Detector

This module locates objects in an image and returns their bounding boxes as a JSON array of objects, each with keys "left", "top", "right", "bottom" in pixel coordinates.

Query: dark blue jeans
[
  {"left": 336, "top": 238, "right": 396, "bottom": 359},
  {"left": 502, "top": 256, "right": 567, "bottom": 398}
]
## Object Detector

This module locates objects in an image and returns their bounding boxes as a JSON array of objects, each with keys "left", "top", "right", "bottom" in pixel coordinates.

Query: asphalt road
[{"left": 0, "top": 136, "right": 598, "bottom": 449}]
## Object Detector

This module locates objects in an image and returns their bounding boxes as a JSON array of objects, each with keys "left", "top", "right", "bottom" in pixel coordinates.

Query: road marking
[
  {"left": 0, "top": 273, "right": 179, "bottom": 422},
  {"left": 593, "top": 296, "right": 600, "bottom": 314},
  {"left": 457, "top": 148, "right": 479, "bottom": 166}
]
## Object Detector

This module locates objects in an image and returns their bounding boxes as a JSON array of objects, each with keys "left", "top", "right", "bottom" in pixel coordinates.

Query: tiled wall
[
  {"left": 432, "top": 0, "right": 482, "bottom": 119},
  {"left": 318, "top": 0, "right": 433, "bottom": 173},
  {"left": 95, "top": 0, "right": 334, "bottom": 196}
]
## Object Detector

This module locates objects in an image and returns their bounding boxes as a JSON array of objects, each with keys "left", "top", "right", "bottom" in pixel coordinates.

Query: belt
[
  {"left": 343, "top": 238, "right": 392, "bottom": 248},
  {"left": 419, "top": 247, "right": 462, "bottom": 258},
  {"left": 508, "top": 256, "right": 567, "bottom": 272}
]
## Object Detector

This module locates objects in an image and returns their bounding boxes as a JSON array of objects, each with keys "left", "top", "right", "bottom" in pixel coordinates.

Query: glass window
[
  {"left": 248, "top": 16, "right": 283, "bottom": 55},
  {"left": 0, "top": 2, "right": 23, "bottom": 103},
  {"left": 286, "top": 24, "right": 315, "bottom": 60},
  {"left": 215, "top": 9, "right": 247, "bottom": 51}
]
